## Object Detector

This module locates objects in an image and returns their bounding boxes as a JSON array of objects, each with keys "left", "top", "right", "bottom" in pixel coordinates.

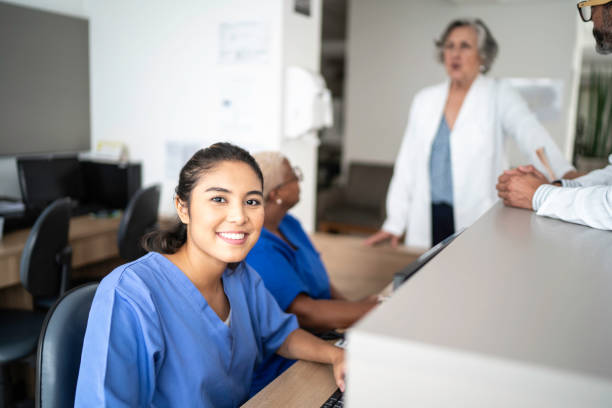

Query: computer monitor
[
  {"left": 393, "top": 229, "right": 465, "bottom": 290},
  {"left": 17, "top": 156, "right": 85, "bottom": 212}
]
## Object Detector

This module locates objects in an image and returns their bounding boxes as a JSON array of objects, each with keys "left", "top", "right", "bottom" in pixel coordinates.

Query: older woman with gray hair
[
  {"left": 366, "top": 18, "right": 576, "bottom": 249},
  {"left": 246, "top": 151, "right": 378, "bottom": 396}
]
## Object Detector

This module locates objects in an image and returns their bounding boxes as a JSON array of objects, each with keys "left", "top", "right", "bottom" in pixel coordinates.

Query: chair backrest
[
  {"left": 36, "top": 283, "right": 98, "bottom": 408},
  {"left": 117, "top": 184, "right": 161, "bottom": 261},
  {"left": 20, "top": 197, "right": 72, "bottom": 301}
]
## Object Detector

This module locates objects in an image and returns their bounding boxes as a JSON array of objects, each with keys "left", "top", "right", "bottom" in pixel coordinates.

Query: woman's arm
[
  {"left": 378, "top": 95, "right": 422, "bottom": 239},
  {"left": 329, "top": 283, "right": 347, "bottom": 301},
  {"left": 287, "top": 293, "right": 377, "bottom": 332},
  {"left": 75, "top": 292, "right": 157, "bottom": 407},
  {"left": 498, "top": 80, "right": 574, "bottom": 179},
  {"left": 276, "top": 328, "right": 346, "bottom": 392}
]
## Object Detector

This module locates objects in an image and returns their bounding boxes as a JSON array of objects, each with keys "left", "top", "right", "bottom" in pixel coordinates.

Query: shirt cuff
[
  {"left": 532, "top": 184, "right": 557, "bottom": 211},
  {"left": 560, "top": 179, "right": 582, "bottom": 187},
  {"left": 381, "top": 219, "right": 404, "bottom": 237}
]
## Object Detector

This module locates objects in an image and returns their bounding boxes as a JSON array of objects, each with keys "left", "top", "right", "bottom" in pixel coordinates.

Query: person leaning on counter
[
  {"left": 496, "top": 0, "right": 612, "bottom": 231},
  {"left": 365, "top": 18, "right": 577, "bottom": 249},
  {"left": 245, "top": 151, "right": 379, "bottom": 396},
  {"left": 73, "top": 143, "right": 345, "bottom": 407}
]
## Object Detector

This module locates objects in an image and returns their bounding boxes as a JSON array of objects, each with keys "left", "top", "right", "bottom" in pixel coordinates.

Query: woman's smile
[{"left": 217, "top": 231, "right": 249, "bottom": 245}]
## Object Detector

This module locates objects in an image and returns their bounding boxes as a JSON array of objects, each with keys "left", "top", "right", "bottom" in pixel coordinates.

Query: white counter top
[{"left": 347, "top": 203, "right": 612, "bottom": 407}]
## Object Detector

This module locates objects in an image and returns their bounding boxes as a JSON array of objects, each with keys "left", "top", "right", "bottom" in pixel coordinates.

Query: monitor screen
[
  {"left": 393, "top": 229, "right": 464, "bottom": 290},
  {"left": 0, "top": 2, "right": 90, "bottom": 156},
  {"left": 17, "top": 156, "right": 84, "bottom": 211}
]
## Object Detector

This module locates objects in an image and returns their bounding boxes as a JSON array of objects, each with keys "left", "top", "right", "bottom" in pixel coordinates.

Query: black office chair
[
  {"left": 0, "top": 198, "right": 72, "bottom": 406},
  {"left": 117, "top": 184, "right": 161, "bottom": 262},
  {"left": 36, "top": 283, "right": 97, "bottom": 408},
  {"left": 20, "top": 197, "right": 72, "bottom": 309}
]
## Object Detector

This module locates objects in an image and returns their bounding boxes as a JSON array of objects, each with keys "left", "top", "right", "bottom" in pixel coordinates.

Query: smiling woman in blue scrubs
[{"left": 74, "top": 143, "right": 345, "bottom": 407}]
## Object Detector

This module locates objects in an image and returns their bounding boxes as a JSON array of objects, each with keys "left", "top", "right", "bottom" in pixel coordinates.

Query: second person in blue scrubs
[
  {"left": 246, "top": 151, "right": 379, "bottom": 395},
  {"left": 74, "top": 143, "right": 345, "bottom": 407}
]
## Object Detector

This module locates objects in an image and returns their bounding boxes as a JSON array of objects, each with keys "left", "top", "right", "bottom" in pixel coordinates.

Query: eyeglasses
[
  {"left": 272, "top": 166, "right": 303, "bottom": 191},
  {"left": 577, "top": 0, "right": 612, "bottom": 22}
]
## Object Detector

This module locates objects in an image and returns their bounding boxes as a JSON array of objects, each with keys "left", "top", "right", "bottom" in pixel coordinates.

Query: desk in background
[
  {"left": 348, "top": 203, "right": 612, "bottom": 406},
  {"left": 244, "top": 232, "right": 420, "bottom": 407},
  {"left": 0, "top": 215, "right": 121, "bottom": 308}
]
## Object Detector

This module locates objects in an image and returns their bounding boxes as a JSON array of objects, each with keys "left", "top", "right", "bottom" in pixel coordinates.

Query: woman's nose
[{"left": 227, "top": 203, "right": 247, "bottom": 224}]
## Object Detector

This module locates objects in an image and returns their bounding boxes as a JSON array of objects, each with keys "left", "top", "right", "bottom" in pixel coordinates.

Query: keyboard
[{"left": 321, "top": 388, "right": 344, "bottom": 408}]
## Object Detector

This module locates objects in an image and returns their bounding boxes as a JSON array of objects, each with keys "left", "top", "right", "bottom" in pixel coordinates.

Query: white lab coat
[
  {"left": 533, "top": 155, "right": 612, "bottom": 230},
  {"left": 382, "top": 75, "right": 574, "bottom": 249}
]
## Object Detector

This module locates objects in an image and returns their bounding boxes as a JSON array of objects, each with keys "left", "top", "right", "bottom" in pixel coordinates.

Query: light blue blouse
[
  {"left": 74, "top": 252, "right": 298, "bottom": 408},
  {"left": 430, "top": 116, "right": 454, "bottom": 205}
]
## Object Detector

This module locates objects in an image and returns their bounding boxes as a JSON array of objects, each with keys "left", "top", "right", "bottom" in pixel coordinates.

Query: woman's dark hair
[
  {"left": 142, "top": 142, "right": 263, "bottom": 254},
  {"left": 435, "top": 18, "right": 498, "bottom": 74}
]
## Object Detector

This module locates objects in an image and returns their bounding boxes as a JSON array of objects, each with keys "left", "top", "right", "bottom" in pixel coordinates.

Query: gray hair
[
  {"left": 252, "top": 151, "right": 288, "bottom": 201},
  {"left": 435, "top": 18, "right": 498, "bottom": 74}
]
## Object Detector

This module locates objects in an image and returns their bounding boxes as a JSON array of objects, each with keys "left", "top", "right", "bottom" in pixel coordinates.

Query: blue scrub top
[
  {"left": 74, "top": 252, "right": 298, "bottom": 408},
  {"left": 246, "top": 214, "right": 331, "bottom": 396}
]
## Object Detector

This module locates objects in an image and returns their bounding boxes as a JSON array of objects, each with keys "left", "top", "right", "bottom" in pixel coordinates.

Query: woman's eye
[
  {"left": 460, "top": 42, "right": 471, "bottom": 49},
  {"left": 246, "top": 199, "right": 261, "bottom": 206},
  {"left": 212, "top": 196, "right": 227, "bottom": 203}
]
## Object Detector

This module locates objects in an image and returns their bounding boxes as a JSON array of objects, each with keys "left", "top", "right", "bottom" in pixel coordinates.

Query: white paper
[
  {"left": 218, "top": 21, "right": 269, "bottom": 65},
  {"left": 218, "top": 75, "right": 258, "bottom": 140}
]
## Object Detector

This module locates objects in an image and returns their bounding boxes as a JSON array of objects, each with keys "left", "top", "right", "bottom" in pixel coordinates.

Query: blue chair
[
  {"left": 117, "top": 184, "right": 160, "bottom": 261},
  {"left": 36, "top": 283, "right": 97, "bottom": 408},
  {"left": 0, "top": 197, "right": 72, "bottom": 406}
]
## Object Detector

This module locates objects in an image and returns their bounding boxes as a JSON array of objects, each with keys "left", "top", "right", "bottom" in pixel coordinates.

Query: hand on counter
[
  {"left": 363, "top": 230, "right": 400, "bottom": 248},
  {"left": 496, "top": 165, "right": 549, "bottom": 210}
]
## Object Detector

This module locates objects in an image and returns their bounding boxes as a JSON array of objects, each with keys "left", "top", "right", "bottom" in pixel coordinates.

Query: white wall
[
  {"left": 1, "top": 0, "right": 323, "bottom": 230},
  {"left": 86, "top": 0, "right": 285, "bottom": 216},
  {"left": 280, "top": 0, "right": 322, "bottom": 232},
  {"left": 344, "top": 0, "right": 580, "bottom": 168}
]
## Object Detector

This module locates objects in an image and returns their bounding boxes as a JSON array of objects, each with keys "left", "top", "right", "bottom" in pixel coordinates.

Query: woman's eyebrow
[
  {"left": 205, "top": 187, "right": 230, "bottom": 193},
  {"left": 204, "top": 187, "right": 263, "bottom": 197}
]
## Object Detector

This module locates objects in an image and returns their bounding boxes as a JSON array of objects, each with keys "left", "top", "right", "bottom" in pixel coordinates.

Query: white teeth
[{"left": 219, "top": 232, "right": 245, "bottom": 240}]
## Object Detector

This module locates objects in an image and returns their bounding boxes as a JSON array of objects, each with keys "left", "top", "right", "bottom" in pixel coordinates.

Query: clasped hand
[{"left": 496, "top": 165, "right": 549, "bottom": 210}]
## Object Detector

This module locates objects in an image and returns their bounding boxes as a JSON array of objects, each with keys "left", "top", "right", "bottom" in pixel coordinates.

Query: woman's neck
[
  {"left": 167, "top": 243, "right": 226, "bottom": 294},
  {"left": 263, "top": 204, "right": 285, "bottom": 233},
  {"left": 450, "top": 74, "right": 478, "bottom": 93}
]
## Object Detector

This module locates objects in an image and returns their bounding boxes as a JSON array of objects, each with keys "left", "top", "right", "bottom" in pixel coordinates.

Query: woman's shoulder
[
  {"left": 96, "top": 252, "right": 165, "bottom": 308},
  {"left": 281, "top": 213, "right": 303, "bottom": 231},
  {"left": 414, "top": 81, "right": 448, "bottom": 100}
]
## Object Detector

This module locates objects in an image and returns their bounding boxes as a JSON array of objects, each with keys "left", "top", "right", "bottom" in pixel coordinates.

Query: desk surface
[
  {"left": 0, "top": 215, "right": 121, "bottom": 289},
  {"left": 348, "top": 203, "right": 612, "bottom": 406}
]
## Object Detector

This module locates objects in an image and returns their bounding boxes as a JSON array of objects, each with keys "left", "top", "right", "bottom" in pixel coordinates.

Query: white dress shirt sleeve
[
  {"left": 532, "top": 184, "right": 612, "bottom": 230},
  {"left": 564, "top": 157, "right": 612, "bottom": 187}
]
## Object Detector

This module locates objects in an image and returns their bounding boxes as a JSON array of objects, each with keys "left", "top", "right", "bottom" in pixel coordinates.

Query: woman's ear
[
  {"left": 267, "top": 189, "right": 276, "bottom": 202},
  {"left": 175, "top": 197, "right": 189, "bottom": 224}
]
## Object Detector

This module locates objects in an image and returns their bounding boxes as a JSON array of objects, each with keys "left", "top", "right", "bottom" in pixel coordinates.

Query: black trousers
[{"left": 431, "top": 202, "right": 455, "bottom": 246}]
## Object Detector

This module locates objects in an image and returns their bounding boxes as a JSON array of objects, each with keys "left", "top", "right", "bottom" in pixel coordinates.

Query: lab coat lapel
[
  {"left": 427, "top": 81, "right": 450, "bottom": 144},
  {"left": 449, "top": 74, "right": 484, "bottom": 135}
]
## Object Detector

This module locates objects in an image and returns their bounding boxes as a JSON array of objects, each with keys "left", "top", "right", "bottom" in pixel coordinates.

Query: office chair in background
[
  {"left": 117, "top": 184, "right": 161, "bottom": 262},
  {"left": 36, "top": 283, "right": 97, "bottom": 408},
  {"left": 0, "top": 198, "right": 72, "bottom": 407}
]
